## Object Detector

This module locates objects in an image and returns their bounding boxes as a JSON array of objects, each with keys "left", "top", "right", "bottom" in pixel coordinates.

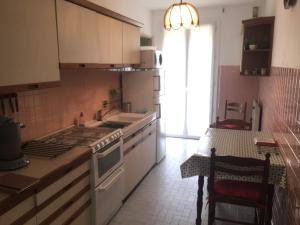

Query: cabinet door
[
  {"left": 140, "top": 129, "right": 157, "bottom": 175},
  {"left": 124, "top": 143, "right": 142, "bottom": 198},
  {"left": 97, "top": 15, "right": 123, "bottom": 64},
  {"left": 56, "top": 0, "right": 99, "bottom": 63},
  {"left": 123, "top": 23, "right": 140, "bottom": 64},
  {"left": 0, "top": 0, "right": 60, "bottom": 87}
]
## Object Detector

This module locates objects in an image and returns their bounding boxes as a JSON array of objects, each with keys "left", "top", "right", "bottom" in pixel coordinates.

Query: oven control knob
[
  {"left": 101, "top": 141, "right": 105, "bottom": 147},
  {"left": 105, "top": 139, "right": 109, "bottom": 144}
]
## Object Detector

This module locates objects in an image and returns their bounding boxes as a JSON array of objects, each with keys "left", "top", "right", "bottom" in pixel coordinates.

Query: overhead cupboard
[{"left": 0, "top": 0, "right": 142, "bottom": 90}]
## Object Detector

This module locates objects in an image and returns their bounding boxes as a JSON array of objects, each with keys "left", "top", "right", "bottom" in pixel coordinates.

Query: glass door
[{"left": 163, "top": 24, "right": 215, "bottom": 139}]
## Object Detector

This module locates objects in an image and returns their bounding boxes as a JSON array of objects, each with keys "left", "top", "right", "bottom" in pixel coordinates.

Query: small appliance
[
  {"left": 0, "top": 117, "right": 29, "bottom": 171},
  {"left": 138, "top": 49, "right": 163, "bottom": 69}
]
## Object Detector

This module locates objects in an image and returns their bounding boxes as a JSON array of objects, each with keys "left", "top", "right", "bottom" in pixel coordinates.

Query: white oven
[
  {"left": 91, "top": 138, "right": 123, "bottom": 187},
  {"left": 92, "top": 166, "right": 124, "bottom": 225},
  {"left": 91, "top": 134, "right": 124, "bottom": 225}
]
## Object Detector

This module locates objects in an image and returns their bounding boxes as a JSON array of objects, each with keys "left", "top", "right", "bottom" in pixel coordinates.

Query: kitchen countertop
[
  {"left": 0, "top": 145, "right": 91, "bottom": 215},
  {"left": 0, "top": 111, "right": 156, "bottom": 215}
]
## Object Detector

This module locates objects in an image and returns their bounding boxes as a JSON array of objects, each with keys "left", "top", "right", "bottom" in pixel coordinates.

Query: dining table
[{"left": 180, "top": 128, "right": 287, "bottom": 225}]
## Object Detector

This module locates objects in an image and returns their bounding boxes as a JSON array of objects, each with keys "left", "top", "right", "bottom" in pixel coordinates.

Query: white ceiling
[{"left": 138, "top": 0, "right": 262, "bottom": 10}]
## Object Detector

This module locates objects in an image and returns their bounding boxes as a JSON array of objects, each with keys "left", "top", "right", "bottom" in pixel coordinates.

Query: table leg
[
  {"left": 266, "top": 184, "right": 274, "bottom": 225},
  {"left": 196, "top": 176, "right": 205, "bottom": 225}
]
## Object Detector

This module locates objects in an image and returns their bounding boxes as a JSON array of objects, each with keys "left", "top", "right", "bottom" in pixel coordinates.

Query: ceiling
[{"left": 138, "top": 0, "right": 262, "bottom": 10}]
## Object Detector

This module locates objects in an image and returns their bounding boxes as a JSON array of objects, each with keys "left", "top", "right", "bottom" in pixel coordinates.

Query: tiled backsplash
[
  {"left": 2, "top": 70, "right": 120, "bottom": 142},
  {"left": 259, "top": 67, "right": 300, "bottom": 225},
  {"left": 217, "top": 65, "right": 260, "bottom": 121}
]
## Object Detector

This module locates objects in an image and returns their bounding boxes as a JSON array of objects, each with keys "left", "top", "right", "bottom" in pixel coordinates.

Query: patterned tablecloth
[{"left": 180, "top": 129, "right": 287, "bottom": 188}]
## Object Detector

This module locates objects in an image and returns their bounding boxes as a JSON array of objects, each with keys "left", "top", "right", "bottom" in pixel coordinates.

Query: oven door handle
[
  {"left": 96, "top": 167, "right": 124, "bottom": 192},
  {"left": 96, "top": 141, "right": 121, "bottom": 158}
]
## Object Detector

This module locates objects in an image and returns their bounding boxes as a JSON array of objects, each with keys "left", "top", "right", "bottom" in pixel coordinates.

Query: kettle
[{"left": 0, "top": 117, "right": 24, "bottom": 161}]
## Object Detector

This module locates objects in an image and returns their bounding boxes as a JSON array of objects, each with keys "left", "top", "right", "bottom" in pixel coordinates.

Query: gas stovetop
[{"left": 23, "top": 126, "right": 123, "bottom": 158}]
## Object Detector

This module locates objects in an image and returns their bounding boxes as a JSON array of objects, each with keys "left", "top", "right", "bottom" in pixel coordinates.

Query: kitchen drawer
[
  {"left": 123, "top": 132, "right": 143, "bottom": 152},
  {"left": 143, "top": 121, "right": 157, "bottom": 138},
  {"left": 24, "top": 217, "right": 37, "bottom": 225},
  {"left": 37, "top": 175, "right": 90, "bottom": 224},
  {"left": 49, "top": 191, "right": 90, "bottom": 225},
  {"left": 69, "top": 205, "right": 91, "bottom": 225},
  {"left": 0, "top": 195, "right": 35, "bottom": 225},
  {"left": 36, "top": 160, "right": 90, "bottom": 206}
]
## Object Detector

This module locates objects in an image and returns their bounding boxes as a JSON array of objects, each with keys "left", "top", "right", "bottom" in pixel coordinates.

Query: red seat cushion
[
  {"left": 222, "top": 124, "right": 238, "bottom": 129},
  {"left": 213, "top": 180, "right": 264, "bottom": 202}
]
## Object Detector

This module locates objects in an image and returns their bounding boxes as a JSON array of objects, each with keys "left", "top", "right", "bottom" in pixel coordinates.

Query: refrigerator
[{"left": 122, "top": 69, "right": 166, "bottom": 163}]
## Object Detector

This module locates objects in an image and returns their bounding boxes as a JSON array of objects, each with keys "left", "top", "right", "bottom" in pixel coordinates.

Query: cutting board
[{"left": 0, "top": 173, "right": 39, "bottom": 194}]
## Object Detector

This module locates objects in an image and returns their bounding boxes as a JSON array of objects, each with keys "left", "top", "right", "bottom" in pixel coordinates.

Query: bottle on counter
[{"left": 78, "top": 112, "right": 85, "bottom": 127}]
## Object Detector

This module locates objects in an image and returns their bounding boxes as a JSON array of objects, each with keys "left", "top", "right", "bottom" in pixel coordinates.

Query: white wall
[
  {"left": 152, "top": 3, "right": 262, "bottom": 65},
  {"left": 261, "top": 0, "right": 276, "bottom": 16},
  {"left": 271, "top": 1, "right": 300, "bottom": 68},
  {"left": 87, "top": 0, "right": 152, "bottom": 36}
]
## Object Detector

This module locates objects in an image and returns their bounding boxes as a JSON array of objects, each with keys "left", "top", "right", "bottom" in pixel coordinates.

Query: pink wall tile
[
  {"left": 2, "top": 70, "right": 121, "bottom": 142},
  {"left": 217, "top": 65, "right": 260, "bottom": 121}
]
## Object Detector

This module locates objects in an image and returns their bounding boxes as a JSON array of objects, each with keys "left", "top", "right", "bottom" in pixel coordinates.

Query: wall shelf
[{"left": 240, "top": 17, "right": 275, "bottom": 77}]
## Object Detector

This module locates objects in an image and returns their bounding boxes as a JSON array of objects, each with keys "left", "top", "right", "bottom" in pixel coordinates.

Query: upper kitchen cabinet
[
  {"left": 56, "top": 0, "right": 100, "bottom": 64},
  {"left": 57, "top": 0, "right": 123, "bottom": 66},
  {"left": 97, "top": 15, "right": 123, "bottom": 65},
  {"left": 0, "top": 0, "right": 60, "bottom": 88},
  {"left": 123, "top": 23, "right": 141, "bottom": 65}
]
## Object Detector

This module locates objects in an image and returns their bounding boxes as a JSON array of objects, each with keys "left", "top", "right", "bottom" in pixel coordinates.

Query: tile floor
[{"left": 108, "top": 137, "right": 254, "bottom": 225}]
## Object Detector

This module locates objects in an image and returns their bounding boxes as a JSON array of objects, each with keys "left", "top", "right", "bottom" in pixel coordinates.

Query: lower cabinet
[
  {"left": 0, "top": 159, "right": 92, "bottom": 225},
  {"left": 123, "top": 121, "right": 157, "bottom": 199},
  {"left": 70, "top": 205, "right": 91, "bottom": 225},
  {"left": 124, "top": 142, "right": 143, "bottom": 198}
]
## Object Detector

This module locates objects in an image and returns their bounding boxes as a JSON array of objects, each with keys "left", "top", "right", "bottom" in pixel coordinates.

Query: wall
[
  {"left": 5, "top": 71, "right": 120, "bottom": 142},
  {"left": 87, "top": 0, "right": 152, "bottom": 36},
  {"left": 151, "top": 3, "right": 262, "bottom": 121},
  {"left": 258, "top": 1, "right": 300, "bottom": 225}
]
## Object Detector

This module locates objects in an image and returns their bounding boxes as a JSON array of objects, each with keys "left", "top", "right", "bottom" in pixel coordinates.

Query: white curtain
[{"left": 163, "top": 25, "right": 214, "bottom": 138}]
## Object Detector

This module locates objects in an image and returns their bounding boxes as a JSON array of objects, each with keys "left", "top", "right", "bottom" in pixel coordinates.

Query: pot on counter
[{"left": 0, "top": 117, "right": 28, "bottom": 171}]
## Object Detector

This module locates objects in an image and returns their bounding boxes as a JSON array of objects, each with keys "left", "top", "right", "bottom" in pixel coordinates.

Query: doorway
[{"left": 163, "top": 24, "right": 215, "bottom": 139}]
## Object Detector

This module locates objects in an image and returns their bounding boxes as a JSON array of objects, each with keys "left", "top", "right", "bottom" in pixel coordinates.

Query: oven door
[
  {"left": 92, "top": 166, "right": 124, "bottom": 225},
  {"left": 92, "top": 139, "right": 123, "bottom": 187}
]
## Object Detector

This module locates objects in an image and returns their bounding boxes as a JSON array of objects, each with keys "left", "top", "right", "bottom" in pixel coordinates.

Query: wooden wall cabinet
[
  {"left": 0, "top": 0, "right": 60, "bottom": 87},
  {"left": 57, "top": 0, "right": 140, "bottom": 67},
  {"left": 56, "top": 0, "right": 100, "bottom": 64},
  {"left": 123, "top": 23, "right": 141, "bottom": 65},
  {"left": 97, "top": 15, "right": 123, "bottom": 64},
  {"left": 240, "top": 17, "right": 275, "bottom": 76}
]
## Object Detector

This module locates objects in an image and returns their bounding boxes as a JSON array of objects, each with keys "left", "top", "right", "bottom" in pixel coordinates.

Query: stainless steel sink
[{"left": 98, "top": 121, "right": 131, "bottom": 129}]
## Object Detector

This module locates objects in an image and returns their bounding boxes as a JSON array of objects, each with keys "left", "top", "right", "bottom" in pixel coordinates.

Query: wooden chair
[
  {"left": 224, "top": 100, "right": 247, "bottom": 121},
  {"left": 210, "top": 100, "right": 252, "bottom": 130},
  {"left": 208, "top": 148, "right": 271, "bottom": 225}
]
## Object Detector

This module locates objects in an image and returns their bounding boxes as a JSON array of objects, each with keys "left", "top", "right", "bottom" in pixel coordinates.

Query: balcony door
[{"left": 163, "top": 24, "right": 215, "bottom": 138}]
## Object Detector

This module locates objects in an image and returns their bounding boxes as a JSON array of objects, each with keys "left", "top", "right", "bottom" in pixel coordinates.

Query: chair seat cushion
[
  {"left": 214, "top": 180, "right": 264, "bottom": 202},
  {"left": 221, "top": 124, "right": 238, "bottom": 129}
]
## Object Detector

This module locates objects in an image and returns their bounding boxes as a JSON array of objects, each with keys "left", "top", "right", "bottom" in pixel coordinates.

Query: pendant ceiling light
[{"left": 164, "top": 0, "right": 200, "bottom": 30}]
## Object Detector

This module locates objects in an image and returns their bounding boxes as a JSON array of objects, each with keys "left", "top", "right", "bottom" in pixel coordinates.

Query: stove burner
[
  {"left": 22, "top": 141, "right": 74, "bottom": 158},
  {"left": 22, "top": 126, "right": 122, "bottom": 158}
]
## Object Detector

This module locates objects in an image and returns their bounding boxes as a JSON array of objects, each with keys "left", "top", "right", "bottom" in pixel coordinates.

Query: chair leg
[
  {"left": 259, "top": 208, "right": 265, "bottom": 225},
  {"left": 254, "top": 208, "right": 258, "bottom": 224},
  {"left": 208, "top": 202, "right": 215, "bottom": 225}
]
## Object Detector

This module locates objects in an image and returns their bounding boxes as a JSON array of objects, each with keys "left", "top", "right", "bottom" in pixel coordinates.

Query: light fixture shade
[{"left": 164, "top": 2, "right": 200, "bottom": 30}]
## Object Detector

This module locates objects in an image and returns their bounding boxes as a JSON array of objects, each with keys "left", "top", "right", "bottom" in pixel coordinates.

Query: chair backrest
[
  {"left": 224, "top": 100, "right": 247, "bottom": 121},
  {"left": 209, "top": 148, "right": 270, "bottom": 199}
]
